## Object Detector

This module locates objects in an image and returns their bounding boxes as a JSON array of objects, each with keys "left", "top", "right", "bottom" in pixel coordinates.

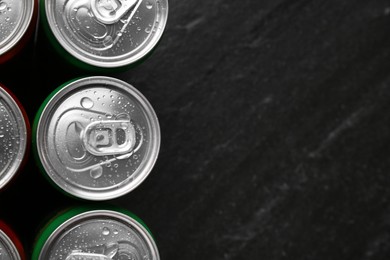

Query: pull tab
[
  {"left": 66, "top": 251, "right": 112, "bottom": 260},
  {"left": 83, "top": 120, "right": 136, "bottom": 156},
  {"left": 91, "top": 0, "right": 138, "bottom": 24}
]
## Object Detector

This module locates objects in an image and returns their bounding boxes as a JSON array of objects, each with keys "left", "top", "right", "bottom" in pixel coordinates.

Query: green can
[
  {"left": 32, "top": 76, "right": 161, "bottom": 201},
  {"left": 40, "top": 0, "right": 169, "bottom": 72},
  {"left": 32, "top": 206, "right": 160, "bottom": 260}
]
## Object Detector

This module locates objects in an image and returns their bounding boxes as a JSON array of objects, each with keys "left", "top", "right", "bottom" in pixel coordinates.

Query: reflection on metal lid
[{"left": 35, "top": 76, "right": 160, "bottom": 200}]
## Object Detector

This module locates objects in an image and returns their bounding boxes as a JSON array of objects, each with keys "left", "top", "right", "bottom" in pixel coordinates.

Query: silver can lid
[
  {"left": 0, "top": 0, "right": 35, "bottom": 55},
  {"left": 38, "top": 210, "right": 160, "bottom": 260},
  {"left": 0, "top": 229, "right": 21, "bottom": 260},
  {"left": 0, "top": 86, "right": 28, "bottom": 190},
  {"left": 45, "top": 0, "right": 169, "bottom": 68},
  {"left": 36, "top": 76, "right": 160, "bottom": 200}
]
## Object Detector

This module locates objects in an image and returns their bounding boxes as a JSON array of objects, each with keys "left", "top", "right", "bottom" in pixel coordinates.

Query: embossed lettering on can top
[
  {"left": 43, "top": 0, "right": 168, "bottom": 69},
  {"left": 34, "top": 76, "right": 160, "bottom": 200},
  {"left": 33, "top": 209, "right": 160, "bottom": 260}
]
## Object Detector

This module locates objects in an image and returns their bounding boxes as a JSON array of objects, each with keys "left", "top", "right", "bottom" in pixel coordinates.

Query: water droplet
[
  {"left": 145, "top": 27, "right": 151, "bottom": 33},
  {"left": 90, "top": 166, "right": 103, "bottom": 179},
  {"left": 81, "top": 97, "right": 94, "bottom": 108},
  {"left": 5, "top": 17, "right": 9, "bottom": 22},
  {"left": 146, "top": 2, "right": 153, "bottom": 9},
  {"left": 102, "top": 227, "right": 110, "bottom": 235},
  {"left": 0, "top": 2, "right": 7, "bottom": 12}
]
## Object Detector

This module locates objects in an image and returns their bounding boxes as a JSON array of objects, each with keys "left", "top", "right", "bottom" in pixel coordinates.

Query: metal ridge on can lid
[
  {"left": 0, "top": 220, "right": 25, "bottom": 260},
  {"left": 33, "top": 76, "right": 160, "bottom": 201},
  {"left": 0, "top": 0, "right": 38, "bottom": 64},
  {"left": 32, "top": 207, "right": 160, "bottom": 260},
  {"left": 41, "top": 0, "right": 169, "bottom": 70},
  {"left": 0, "top": 84, "right": 29, "bottom": 191}
]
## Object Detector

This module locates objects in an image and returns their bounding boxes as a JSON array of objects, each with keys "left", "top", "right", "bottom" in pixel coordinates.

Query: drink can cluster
[
  {"left": 33, "top": 76, "right": 161, "bottom": 201},
  {"left": 1, "top": 0, "right": 168, "bottom": 256},
  {"left": 0, "top": 84, "right": 29, "bottom": 191},
  {"left": 41, "top": 0, "right": 169, "bottom": 71},
  {"left": 32, "top": 207, "right": 160, "bottom": 260},
  {"left": 0, "top": 0, "right": 38, "bottom": 64},
  {"left": 0, "top": 220, "right": 25, "bottom": 260}
]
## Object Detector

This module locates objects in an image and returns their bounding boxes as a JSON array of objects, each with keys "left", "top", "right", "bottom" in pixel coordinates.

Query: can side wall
[{"left": 0, "top": 220, "right": 26, "bottom": 260}]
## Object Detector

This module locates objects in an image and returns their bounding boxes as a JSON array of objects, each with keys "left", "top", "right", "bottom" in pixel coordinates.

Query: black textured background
[{"left": 2, "top": 0, "right": 390, "bottom": 259}]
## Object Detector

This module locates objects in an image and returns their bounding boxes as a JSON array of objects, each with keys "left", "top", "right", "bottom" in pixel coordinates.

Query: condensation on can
[
  {"left": 33, "top": 76, "right": 160, "bottom": 201},
  {"left": 32, "top": 207, "right": 160, "bottom": 260},
  {"left": 41, "top": 0, "right": 169, "bottom": 71},
  {"left": 0, "top": 84, "right": 30, "bottom": 191},
  {"left": 0, "top": 0, "right": 38, "bottom": 64},
  {"left": 0, "top": 220, "right": 25, "bottom": 260}
]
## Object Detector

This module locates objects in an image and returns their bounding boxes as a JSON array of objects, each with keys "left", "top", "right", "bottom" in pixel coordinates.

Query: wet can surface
[
  {"left": 0, "top": 220, "right": 25, "bottom": 260},
  {"left": 0, "top": 84, "right": 29, "bottom": 191},
  {"left": 32, "top": 207, "right": 160, "bottom": 260},
  {"left": 41, "top": 0, "right": 169, "bottom": 71},
  {"left": 0, "top": 0, "right": 38, "bottom": 64},
  {"left": 33, "top": 76, "right": 160, "bottom": 201}
]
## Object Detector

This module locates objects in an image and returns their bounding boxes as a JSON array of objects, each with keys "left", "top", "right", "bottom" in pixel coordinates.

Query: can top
[
  {"left": 0, "top": 86, "right": 28, "bottom": 190},
  {"left": 0, "top": 229, "right": 21, "bottom": 260},
  {"left": 44, "top": 0, "right": 169, "bottom": 68},
  {"left": 37, "top": 210, "right": 160, "bottom": 260},
  {"left": 0, "top": 0, "right": 35, "bottom": 55},
  {"left": 35, "top": 76, "right": 160, "bottom": 200}
]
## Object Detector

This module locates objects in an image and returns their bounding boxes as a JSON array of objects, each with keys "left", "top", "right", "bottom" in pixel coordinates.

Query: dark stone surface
[{"left": 2, "top": 0, "right": 390, "bottom": 259}]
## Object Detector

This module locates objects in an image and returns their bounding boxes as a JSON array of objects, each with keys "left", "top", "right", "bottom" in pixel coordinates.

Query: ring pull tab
[
  {"left": 65, "top": 251, "right": 113, "bottom": 260},
  {"left": 83, "top": 120, "right": 136, "bottom": 156},
  {"left": 90, "top": 0, "right": 139, "bottom": 24}
]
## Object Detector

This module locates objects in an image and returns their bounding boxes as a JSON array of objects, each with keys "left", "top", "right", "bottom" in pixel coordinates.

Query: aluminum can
[
  {"left": 0, "top": 83, "right": 29, "bottom": 191},
  {"left": 41, "top": 0, "right": 169, "bottom": 71},
  {"left": 0, "top": 0, "right": 38, "bottom": 64},
  {"left": 33, "top": 76, "right": 160, "bottom": 200},
  {"left": 32, "top": 207, "right": 160, "bottom": 260},
  {"left": 0, "top": 220, "right": 25, "bottom": 260}
]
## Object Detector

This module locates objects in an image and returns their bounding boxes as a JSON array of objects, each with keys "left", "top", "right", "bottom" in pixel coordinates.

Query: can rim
[
  {"left": 35, "top": 76, "right": 161, "bottom": 200},
  {"left": 0, "top": 229, "right": 22, "bottom": 260},
  {"left": 36, "top": 209, "right": 160, "bottom": 260}
]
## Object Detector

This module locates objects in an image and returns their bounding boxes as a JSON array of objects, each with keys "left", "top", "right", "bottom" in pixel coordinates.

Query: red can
[
  {"left": 0, "top": 0, "right": 38, "bottom": 64},
  {"left": 0, "top": 83, "right": 30, "bottom": 191},
  {"left": 0, "top": 220, "right": 25, "bottom": 260}
]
